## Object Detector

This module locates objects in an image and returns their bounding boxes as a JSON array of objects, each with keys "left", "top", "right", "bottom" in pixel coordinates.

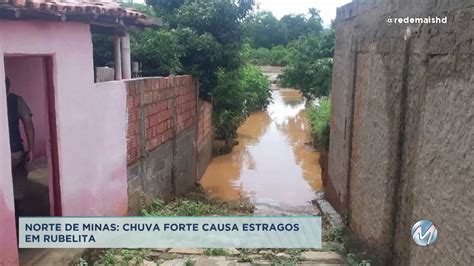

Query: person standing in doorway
[{"left": 6, "top": 76, "right": 35, "bottom": 212}]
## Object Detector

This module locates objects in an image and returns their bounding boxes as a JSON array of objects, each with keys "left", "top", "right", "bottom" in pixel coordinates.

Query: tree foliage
[
  {"left": 134, "top": 0, "right": 271, "bottom": 140},
  {"left": 213, "top": 64, "right": 271, "bottom": 139},
  {"left": 244, "top": 8, "right": 324, "bottom": 49},
  {"left": 279, "top": 25, "right": 335, "bottom": 100},
  {"left": 92, "top": 34, "right": 114, "bottom": 67},
  {"left": 132, "top": 29, "right": 184, "bottom": 76},
  {"left": 139, "top": 0, "right": 254, "bottom": 97},
  {"left": 244, "top": 11, "right": 287, "bottom": 49},
  {"left": 280, "top": 8, "right": 323, "bottom": 42},
  {"left": 245, "top": 45, "right": 290, "bottom": 66},
  {"left": 307, "top": 97, "right": 331, "bottom": 150}
]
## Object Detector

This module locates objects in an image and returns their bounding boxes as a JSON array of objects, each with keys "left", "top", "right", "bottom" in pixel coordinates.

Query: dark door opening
[{"left": 4, "top": 55, "right": 61, "bottom": 222}]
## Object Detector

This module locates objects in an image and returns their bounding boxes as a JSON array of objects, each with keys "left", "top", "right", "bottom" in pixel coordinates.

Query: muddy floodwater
[{"left": 201, "top": 87, "right": 322, "bottom": 211}]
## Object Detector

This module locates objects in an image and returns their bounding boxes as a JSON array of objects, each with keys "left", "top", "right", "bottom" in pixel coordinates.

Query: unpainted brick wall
[
  {"left": 127, "top": 76, "right": 196, "bottom": 165},
  {"left": 125, "top": 76, "right": 212, "bottom": 213},
  {"left": 328, "top": 0, "right": 473, "bottom": 264},
  {"left": 176, "top": 77, "right": 196, "bottom": 134}
]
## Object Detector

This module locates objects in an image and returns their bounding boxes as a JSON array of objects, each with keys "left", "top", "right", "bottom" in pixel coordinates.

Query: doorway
[{"left": 4, "top": 55, "right": 61, "bottom": 220}]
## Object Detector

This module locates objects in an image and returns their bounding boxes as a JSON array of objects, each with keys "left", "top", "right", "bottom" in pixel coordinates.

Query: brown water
[{"left": 201, "top": 88, "right": 322, "bottom": 210}]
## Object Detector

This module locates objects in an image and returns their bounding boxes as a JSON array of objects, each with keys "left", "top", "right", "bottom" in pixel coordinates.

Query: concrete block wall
[
  {"left": 197, "top": 100, "right": 213, "bottom": 180},
  {"left": 328, "top": 0, "right": 473, "bottom": 264},
  {"left": 125, "top": 76, "right": 213, "bottom": 214},
  {"left": 95, "top": 67, "right": 115, "bottom": 83}
]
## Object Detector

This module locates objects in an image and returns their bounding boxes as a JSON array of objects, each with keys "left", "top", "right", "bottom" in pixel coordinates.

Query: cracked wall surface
[{"left": 328, "top": 0, "right": 473, "bottom": 264}]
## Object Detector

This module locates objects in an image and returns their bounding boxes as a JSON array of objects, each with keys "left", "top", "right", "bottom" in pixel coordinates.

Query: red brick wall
[
  {"left": 176, "top": 76, "right": 196, "bottom": 134},
  {"left": 126, "top": 76, "right": 196, "bottom": 166}
]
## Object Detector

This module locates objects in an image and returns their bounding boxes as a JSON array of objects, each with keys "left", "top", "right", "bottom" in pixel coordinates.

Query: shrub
[
  {"left": 321, "top": 226, "right": 372, "bottom": 265},
  {"left": 146, "top": 0, "right": 253, "bottom": 96},
  {"left": 212, "top": 68, "right": 247, "bottom": 139},
  {"left": 131, "top": 29, "right": 184, "bottom": 76},
  {"left": 142, "top": 198, "right": 215, "bottom": 216},
  {"left": 204, "top": 248, "right": 229, "bottom": 256},
  {"left": 307, "top": 97, "right": 331, "bottom": 150},
  {"left": 241, "top": 64, "right": 272, "bottom": 112},
  {"left": 246, "top": 45, "right": 290, "bottom": 66},
  {"left": 212, "top": 65, "right": 271, "bottom": 139},
  {"left": 279, "top": 27, "right": 335, "bottom": 100}
]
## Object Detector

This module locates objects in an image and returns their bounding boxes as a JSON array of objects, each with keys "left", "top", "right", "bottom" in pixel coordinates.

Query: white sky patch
[
  {"left": 133, "top": 0, "right": 352, "bottom": 27},
  {"left": 256, "top": 0, "right": 352, "bottom": 26}
]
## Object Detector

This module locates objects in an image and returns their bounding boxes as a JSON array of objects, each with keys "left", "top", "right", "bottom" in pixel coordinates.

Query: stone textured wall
[
  {"left": 125, "top": 76, "right": 213, "bottom": 214},
  {"left": 197, "top": 100, "right": 213, "bottom": 180},
  {"left": 328, "top": 0, "right": 473, "bottom": 264}
]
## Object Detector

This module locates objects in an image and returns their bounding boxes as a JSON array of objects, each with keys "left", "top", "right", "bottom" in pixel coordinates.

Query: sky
[
  {"left": 256, "top": 0, "right": 352, "bottom": 26},
  {"left": 133, "top": 0, "right": 352, "bottom": 27}
]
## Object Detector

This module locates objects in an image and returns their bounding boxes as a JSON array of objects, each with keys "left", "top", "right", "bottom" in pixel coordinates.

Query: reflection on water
[{"left": 200, "top": 89, "right": 322, "bottom": 207}]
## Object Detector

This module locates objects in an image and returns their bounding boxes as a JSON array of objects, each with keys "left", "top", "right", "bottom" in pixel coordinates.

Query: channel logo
[{"left": 411, "top": 220, "right": 438, "bottom": 246}]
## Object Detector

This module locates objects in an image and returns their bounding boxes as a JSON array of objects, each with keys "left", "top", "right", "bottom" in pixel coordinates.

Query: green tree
[
  {"left": 145, "top": 0, "right": 254, "bottom": 96},
  {"left": 280, "top": 14, "right": 307, "bottom": 42},
  {"left": 131, "top": 29, "right": 184, "bottom": 76},
  {"left": 244, "top": 44, "right": 290, "bottom": 66},
  {"left": 280, "top": 9, "right": 323, "bottom": 42},
  {"left": 279, "top": 24, "right": 335, "bottom": 100},
  {"left": 244, "top": 11, "right": 288, "bottom": 48},
  {"left": 213, "top": 65, "right": 270, "bottom": 139},
  {"left": 137, "top": 0, "right": 271, "bottom": 141},
  {"left": 307, "top": 8, "right": 324, "bottom": 35},
  {"left": 92, "top": 34, "right": 114, "bottom": 67}
]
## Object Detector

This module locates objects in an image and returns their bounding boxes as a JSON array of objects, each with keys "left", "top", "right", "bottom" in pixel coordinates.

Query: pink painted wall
[
  {"left": 4, "top": 56, "right": 48, "bottom": 157},
  {"left": 0, "top": 21, "right": 128, "bottom": 263},
  {"left": 0, "top": 56, "right": 19, "bottom": 266}
]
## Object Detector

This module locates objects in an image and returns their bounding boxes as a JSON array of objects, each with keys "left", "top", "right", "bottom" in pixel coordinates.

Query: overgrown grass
[
  {"left": 322, "top": 225, "right": 345, "bottom": 253},
  {"left": 347, "top": 253, "right": 372, "bottom": 266},
  {"left": 88, "top": 188, "right": 254, "bottom": 265},
  {"left": 307, "top": 97, "right": 331, "bottom": 150},
  {"left": 141, "top": 187, "right": 254, "bottom": 217},
  {"left": 322, "top": 225, "right": 372, "bottom": 266},
  {"left": 94, "top": 249, "right": 149, "bottom": 265},
  {"left": 246, "top": 45, "right": 290, "bottom": 66},
  {"left": 184, "top": 258, "right": 196, "bottom": 266},
  {"left": 204, "top": 248, "right": 229, "bottom": 256},
  {"left": 263, "top": 253, "right": 301, "bottom": 265}
]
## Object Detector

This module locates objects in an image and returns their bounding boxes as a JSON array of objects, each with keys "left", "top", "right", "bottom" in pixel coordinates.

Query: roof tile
[{"left": 3, "top": 0, "right": 149, "bottom": 20}]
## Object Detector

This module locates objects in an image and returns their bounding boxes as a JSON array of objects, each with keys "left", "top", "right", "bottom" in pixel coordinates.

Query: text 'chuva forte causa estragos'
[{"left": 19, "top": 217, "right": 321, "bottom": 248}]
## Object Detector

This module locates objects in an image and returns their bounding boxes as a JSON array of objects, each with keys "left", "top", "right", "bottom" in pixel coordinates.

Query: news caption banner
[{"left": 20, "top": 217, "right": 321, "bottom": 248}]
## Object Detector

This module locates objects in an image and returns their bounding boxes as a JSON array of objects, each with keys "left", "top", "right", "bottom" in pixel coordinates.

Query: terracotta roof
[{"left": 0, "top": 0, "right": 160, "bottom": 28}]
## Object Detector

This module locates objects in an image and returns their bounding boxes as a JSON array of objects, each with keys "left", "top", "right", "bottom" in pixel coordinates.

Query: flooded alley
[{"left": 201, "top": 69, "right": 322, "bottom": 214}]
